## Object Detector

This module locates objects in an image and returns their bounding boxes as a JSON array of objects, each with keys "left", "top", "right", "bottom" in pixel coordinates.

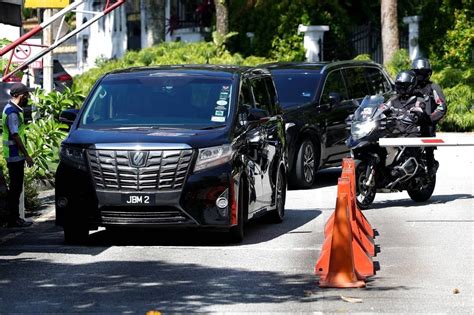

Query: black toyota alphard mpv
[{"left": 56, "top": 65, "right": 287, "bottom": 244}]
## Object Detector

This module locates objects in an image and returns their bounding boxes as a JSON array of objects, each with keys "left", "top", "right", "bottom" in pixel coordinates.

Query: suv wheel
[{"left": 290, "top": 139, "right": 318, "bottom": 189}]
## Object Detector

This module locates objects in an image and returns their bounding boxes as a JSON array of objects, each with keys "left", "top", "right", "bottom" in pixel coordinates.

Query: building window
[{"left": 168, "top": 0, "right": 214, "bottom": 34}]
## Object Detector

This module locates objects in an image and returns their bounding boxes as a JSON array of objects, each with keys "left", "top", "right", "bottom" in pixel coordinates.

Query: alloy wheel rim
[{"left": 303, "top": 145, "right": 314, "bottom": 183}]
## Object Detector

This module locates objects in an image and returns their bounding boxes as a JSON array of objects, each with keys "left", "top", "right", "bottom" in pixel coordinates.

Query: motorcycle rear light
[{"left": 57, "top": 74, "right": 72, "bottom": 81}]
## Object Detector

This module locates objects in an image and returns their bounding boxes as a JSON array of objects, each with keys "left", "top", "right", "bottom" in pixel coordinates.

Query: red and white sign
[
  {"left": 10, "top": 39, "right": 43, "bottom": 68},
  {"left": 379, "top": 137, "right": 474, "bottom": 147}
]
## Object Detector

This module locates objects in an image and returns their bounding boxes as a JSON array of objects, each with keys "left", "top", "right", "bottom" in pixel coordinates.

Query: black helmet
[
  {"left": 395, "top": 70, "right": 417, "bottom": 96},
  {"left": 411, "top": 58, "right": 432, "bottom": 82}
]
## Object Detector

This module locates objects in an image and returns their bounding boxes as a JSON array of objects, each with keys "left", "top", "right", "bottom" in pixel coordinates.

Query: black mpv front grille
[
  {"left": 100, "top": 206, "right": 194, "bottom": 225},
  {"left": 87, "top": 149, "right": 194, "bottom": 191}
]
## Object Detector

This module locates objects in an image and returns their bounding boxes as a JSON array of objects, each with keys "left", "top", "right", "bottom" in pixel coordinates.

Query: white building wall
[
  {"left": 76, "top": 1, "right": 127, "bottom": 73},
  {"left": 0, "top": 24, "right": 20, "bottom": 41}
]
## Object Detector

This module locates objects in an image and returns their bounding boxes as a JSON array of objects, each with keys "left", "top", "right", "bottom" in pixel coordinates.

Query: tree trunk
[
  {"left": 381, "top": 0, "right": 399, "bottom": 64},
  {"left": 215, "top": 0, "right": 229, "bottom": 36},
  {"left": 145, "top": 0, "right": 166, "bottom": 46}
]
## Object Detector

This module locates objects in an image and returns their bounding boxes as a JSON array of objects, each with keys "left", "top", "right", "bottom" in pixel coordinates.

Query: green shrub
[
  {"left": 353, "top": 54, "right": 372, "bottom": 61},
  {"left": 26, "top": 118, "right": 68, "bottom": 180},
  {"left": 74, "top": 41, "right": 273, "bottom": 94},
  {"left": 385, "top": 49, "right": 411, "bottom": 79},
  {"left": 441, "top": 9, "right": 474, "bottom": 68},
  {"left": 32, "top": 86, "right": 85, "bottom": 120}
]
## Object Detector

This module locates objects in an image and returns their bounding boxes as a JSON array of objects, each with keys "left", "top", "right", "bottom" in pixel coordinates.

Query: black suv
[
  {"left": 265, "top": 61, "right": 394, "bottom": 188},
  {"left": 55, "top": 65, "right": 287, "bottom": 243}
]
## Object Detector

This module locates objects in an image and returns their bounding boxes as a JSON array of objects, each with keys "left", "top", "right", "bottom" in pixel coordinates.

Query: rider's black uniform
[{"left": 413, "top": 80, "right": 447, "bottom": 173}]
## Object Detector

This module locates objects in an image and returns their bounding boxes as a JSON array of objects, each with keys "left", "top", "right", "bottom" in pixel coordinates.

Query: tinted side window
[
  {"left": 264, "top": 76, "right": 278, "bottom": 114},
  {"left": 250, "top": 78, "right": 272, "bottom": 114},
  {"left": 320, "top": 70, "right": 348, "bottom": 104},
  {"left": 365, "top": 67, "right": 392, "bottom": 94},
  {"left": 239, "top": 80, "right": 253, "bottom": 107},
  {"left": 344, "top": 67, "right": 370, "bottom": 99}
]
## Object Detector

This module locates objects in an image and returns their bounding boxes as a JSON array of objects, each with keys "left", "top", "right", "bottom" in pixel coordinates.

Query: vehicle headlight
[
  {"left": 194, "top": 144, "right": 233, "bottom": 172},
  {"left": 351, "top": 120, "right": 377, "bottom": 140},
  {"left": 60, "top": 145, "right": 87, "bottom": 171}
]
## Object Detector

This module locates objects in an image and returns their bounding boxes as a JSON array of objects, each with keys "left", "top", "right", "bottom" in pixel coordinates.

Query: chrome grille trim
[{"left": 87, "top": 148, "right": 194, "bottom": 192}]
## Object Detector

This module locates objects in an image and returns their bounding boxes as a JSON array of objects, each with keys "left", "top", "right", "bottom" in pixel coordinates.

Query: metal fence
[{"left": 350, "top": 23, "right": 408, "bottom": 64}]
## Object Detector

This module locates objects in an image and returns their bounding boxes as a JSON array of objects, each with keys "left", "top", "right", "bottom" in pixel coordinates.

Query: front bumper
[{"left": 55, "top": 162, "right": 237, "bottom": 229}]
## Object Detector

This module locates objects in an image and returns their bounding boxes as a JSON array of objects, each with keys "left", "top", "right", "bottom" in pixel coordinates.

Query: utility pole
[{"left": 43, "top": 9, "right": 54, "bottom": 92}]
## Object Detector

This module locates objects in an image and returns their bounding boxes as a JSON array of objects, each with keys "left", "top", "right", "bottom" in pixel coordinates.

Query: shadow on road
[
  {"left": 88, "top": 209, "right": 322, "bottom": 247},
  {"left": 0, "top": 257, "right": 321, "bottom": 313},
  {"left": 364, "top": 193, "right": 474, "bottom": 210},
  {"left": 0, "top": 209, "right": 322, "bottom": 252}
]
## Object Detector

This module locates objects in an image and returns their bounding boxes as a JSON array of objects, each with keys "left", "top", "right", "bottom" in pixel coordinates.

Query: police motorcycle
[{"left": 346, "top": 72, "right": 436, "bottom": 209}]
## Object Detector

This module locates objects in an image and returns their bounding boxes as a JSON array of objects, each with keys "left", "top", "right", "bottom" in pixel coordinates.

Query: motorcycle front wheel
[
  {"left": 407, "top": 174, "right": 436, "bottom": 202},
  {"left": 355, "top": 161, "right": 377, "bottom": 209}
]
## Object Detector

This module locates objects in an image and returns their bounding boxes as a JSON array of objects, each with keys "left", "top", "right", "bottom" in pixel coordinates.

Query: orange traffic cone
[
  {"left": 338, "top": 176, "right": 375, "bottom": 277},
  {"left": 342, "top": 158, "right": 375, "bottom": 238},
  {"left": 316, "top": 179, "right": 366, "bottom": 288},
  {"left": 340, "top": 169, "right": 376, "bottom": 257}
]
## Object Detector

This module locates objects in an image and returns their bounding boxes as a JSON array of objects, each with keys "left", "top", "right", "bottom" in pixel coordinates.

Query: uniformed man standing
[{"left": 2, "top": 83, "right": 34, "bottom": 228}]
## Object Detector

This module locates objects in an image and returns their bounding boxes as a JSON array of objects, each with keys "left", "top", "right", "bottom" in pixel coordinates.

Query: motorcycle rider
[
  {"left": 390, "top": 70, "right": 439, "bottom": 176},
  {"left": 411, "top": 58, "right": 447, "bottom": 175}
]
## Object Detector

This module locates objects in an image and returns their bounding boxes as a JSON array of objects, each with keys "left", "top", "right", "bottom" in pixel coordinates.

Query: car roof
[
  {"left": 261, "top": 60, "right": 384, "bottom": 74},
  {"left": 104, "top": 64, "right": 271, "bottom": 79}
]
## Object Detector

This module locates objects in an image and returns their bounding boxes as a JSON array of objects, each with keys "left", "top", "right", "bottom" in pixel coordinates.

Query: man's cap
[{"left": 9, "top": 83, "right": 34, "bottom": 96}]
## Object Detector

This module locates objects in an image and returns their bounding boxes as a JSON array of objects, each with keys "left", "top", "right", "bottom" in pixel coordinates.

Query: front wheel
[
  {"left": 407, "top": 174, "right": 436, "bottom": 202},
  {"left": 355, "top": 161, "right": 377, "bottom": 209}
]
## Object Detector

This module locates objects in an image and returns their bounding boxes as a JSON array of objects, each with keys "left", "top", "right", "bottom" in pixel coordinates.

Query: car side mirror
[
  {"left": 59, "top": 109, "right": 79, "bottom": 126},
  {"left": 329, "top": 92, "right": 342, "bottom": 106},
  {"left": 247, "top": 107, "right": 270, "bottom": 123}
]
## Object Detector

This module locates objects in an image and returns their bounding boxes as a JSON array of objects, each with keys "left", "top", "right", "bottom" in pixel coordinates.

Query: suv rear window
[
  {"left": 80, "top": 75, "right": 234, "bottom": 128},
  {"left": 271, "top": 71, "right": 320, "bottom": 108}
]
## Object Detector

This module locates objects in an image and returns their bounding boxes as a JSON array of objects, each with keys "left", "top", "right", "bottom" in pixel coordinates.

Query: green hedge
[{"left": 74, "top": 42, "right": 273, "bottom": 95}]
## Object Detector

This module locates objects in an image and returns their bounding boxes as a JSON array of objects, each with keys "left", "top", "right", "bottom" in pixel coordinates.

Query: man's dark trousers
[{"left": 7, "top": 160, "right": 25, "bottom": 223}]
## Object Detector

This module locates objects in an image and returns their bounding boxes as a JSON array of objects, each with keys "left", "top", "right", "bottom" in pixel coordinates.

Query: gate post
[
  {"left": 298, "top": 25, "right": 329, "bottom": 62},
  {"left": 403, "top": 16, "right": 422, "bottom": 60}
]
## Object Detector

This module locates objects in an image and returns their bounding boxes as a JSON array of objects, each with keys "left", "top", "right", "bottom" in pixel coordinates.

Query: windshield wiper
[
  {"left": 111, "top": 126, "right": 181, "bottom": 130},
  {"left": 199, "top": 124, "right": 227, "bottom": 130}
]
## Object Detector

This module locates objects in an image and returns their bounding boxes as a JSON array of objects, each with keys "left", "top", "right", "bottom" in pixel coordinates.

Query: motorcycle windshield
[{"left": 353, "top": 95, "right": 385, "bottom": 121}]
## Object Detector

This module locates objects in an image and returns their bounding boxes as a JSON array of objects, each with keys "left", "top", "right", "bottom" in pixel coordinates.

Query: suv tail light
[{"left": 56, "top": 74, "right": 72, "bottom": 81}]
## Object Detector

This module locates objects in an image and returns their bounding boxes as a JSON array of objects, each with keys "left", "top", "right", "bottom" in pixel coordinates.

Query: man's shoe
[{"left": 7, "top": 218, "right": 33, "bottom": 228}]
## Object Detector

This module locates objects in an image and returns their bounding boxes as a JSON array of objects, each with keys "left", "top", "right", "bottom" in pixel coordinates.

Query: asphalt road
[{"left": 0, "top": 133, "right": 473, "bottom": 313}]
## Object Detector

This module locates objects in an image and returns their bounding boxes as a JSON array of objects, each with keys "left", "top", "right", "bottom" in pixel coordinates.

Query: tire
[
  {"left": 408, "top": 174, "right": 436, "bottom": 202},
  {"left": 290, "top": 139, "right": 318, "bottom": 189},
  {"left": 64, "top": 223, "right": 89, "bottom": 245},
  {"left": 355, "top": 161, "right": 377, "bottom": 209},
  {"left": 229, "top": 181, "right": 246, "bottom": 243},
  {"left": 269, "top": 168, "right": 286, "bottom": 223}
]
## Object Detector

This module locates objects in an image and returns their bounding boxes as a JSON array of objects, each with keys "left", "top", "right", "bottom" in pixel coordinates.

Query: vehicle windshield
[
  {"left": 80, "top": 74, "right": 234, "bottom": 129},
  {"left": 271, "top": 71, "right": 320, "bottom": 108},
  {"left": 353, "top": 94, "right": 385, "bottom": 121}
]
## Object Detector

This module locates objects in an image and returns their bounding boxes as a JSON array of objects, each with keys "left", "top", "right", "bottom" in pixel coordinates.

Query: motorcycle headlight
[
  {"left": 351, "top": 120, "right": 377, "bottom": 140},
  {"left": 194, "top": 144, "right": 233, "bottom": 172},
  {"left": 60, "top": 145, "right": 87, "bottom": 171}
]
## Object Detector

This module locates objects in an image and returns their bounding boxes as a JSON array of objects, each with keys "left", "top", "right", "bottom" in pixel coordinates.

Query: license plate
[{"left": 122, "top": 194, "right": 155, "bottom": 205}]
